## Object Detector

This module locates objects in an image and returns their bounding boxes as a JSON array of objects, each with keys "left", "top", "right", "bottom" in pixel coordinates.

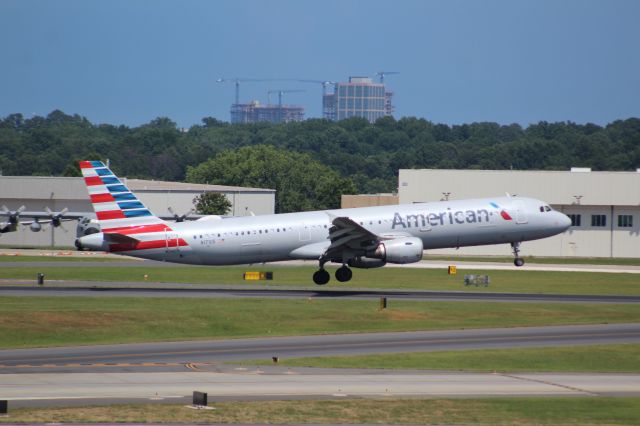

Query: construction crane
[
  {"left": 296, "top": 80, "right": 336, "bottom": 96},
  {"left": 267, "top": 89, "right": 306, "bottom": 108},
  {"left": 266, "top": 89, "right": 306, "bottom": 124},
  {"left": 375, "top": 71, "right": 400, "bottom": 84},
  {"left": 216, "top": 78, "right": 289, "bottom": 104}
]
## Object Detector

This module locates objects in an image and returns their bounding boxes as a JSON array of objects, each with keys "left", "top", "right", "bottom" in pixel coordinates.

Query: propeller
[
  {"left": 45, "top": 207, "right": 70, "bottom": 233},
  {"left": 1, "top": 205, "right": 26, "bottom": 225},
  {"left": 168, "top": 206, "right": 194, "bottom": 222}
]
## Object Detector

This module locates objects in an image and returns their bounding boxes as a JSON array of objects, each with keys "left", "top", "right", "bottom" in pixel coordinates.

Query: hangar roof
[
  {"left": 399, "top": 169, "right": 640, "bottom": 206},
  {"left": 0, "top": 176, "right": 274, "bottom": 200}
]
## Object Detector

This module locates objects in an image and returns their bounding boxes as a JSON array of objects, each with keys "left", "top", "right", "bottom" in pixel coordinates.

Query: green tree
[
  {"left": 193, "top": 192, "right": 232, "bottom": 215},
  {"left": 186, "top": 145, "right": 356, "bottom": 213}
]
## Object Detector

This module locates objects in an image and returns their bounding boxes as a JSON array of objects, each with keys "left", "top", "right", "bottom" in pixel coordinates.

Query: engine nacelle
[
  {"left": 348, "top": 257, "right": 386, "bottom": 269},
  {"left": 367, "top": 237, "right": 423, "bottom": 264}
]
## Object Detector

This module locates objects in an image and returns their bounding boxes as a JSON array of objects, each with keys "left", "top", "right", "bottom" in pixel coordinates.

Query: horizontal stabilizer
[{"left": 103, "top": 233, "right": 140, "bottom": 245}]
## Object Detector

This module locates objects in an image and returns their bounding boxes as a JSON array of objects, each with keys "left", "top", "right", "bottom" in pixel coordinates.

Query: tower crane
[
  {"left": 216, "top": 78, "right": 289, "bottom": 104},
  {"left": 296, "top": 80, "right": 336, "bottom": 96},
  {"left": 267, "top": 89, "right": 306, "bottom": 123},
  {"left": 267, "top": 89, "right": 306, "bottom": 108},
  {"left": 375, "top": 71, "right": 400, "bottom": 84}
]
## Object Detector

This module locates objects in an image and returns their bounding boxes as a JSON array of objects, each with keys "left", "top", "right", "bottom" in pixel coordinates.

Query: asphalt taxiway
[
  {"left": 2, "top": 282, "right": 639, "bottom": 304},
  {"left": 1, "top": 323, "right": 639, "bottom": 373}
]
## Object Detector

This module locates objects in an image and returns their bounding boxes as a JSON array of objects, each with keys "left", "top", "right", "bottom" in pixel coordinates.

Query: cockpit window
[{"left": 545, "top": 206, "right": 552, "bottom": 212}]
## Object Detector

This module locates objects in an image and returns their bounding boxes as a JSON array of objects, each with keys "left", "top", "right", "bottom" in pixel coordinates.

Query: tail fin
[{"left": 79, "top": 161, "right": 167, "bottom": 233}]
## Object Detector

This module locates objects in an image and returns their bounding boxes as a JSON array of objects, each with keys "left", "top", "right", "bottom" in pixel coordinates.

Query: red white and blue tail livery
[
  {"left": 79, "top": 161, "right": 189, "bottom": 255},
  {"left": 76, "top": 161, "right": 571, "bottom": 284}
]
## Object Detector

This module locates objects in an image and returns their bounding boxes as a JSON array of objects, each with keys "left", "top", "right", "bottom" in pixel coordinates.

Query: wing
[{"left": 320, "top": 216, "right": 390, "bottom": 264}]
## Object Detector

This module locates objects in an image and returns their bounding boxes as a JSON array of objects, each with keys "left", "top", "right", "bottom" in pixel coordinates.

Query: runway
[
  {"left": 3, "top": 370, "right": 640, "bottom": 406},
  {"left": 2, "top": 281, "right": 639, "bottom": 304},
  {"left": 1, "top": 323, "right": 639, "bottom": 373},
  {"left": 2, "top": 324, "right": 640, "bottom": 405}
]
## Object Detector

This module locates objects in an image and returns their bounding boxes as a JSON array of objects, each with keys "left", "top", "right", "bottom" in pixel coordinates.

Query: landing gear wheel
[
  {"left": 335, "top": 266, "right": 353, "bottom": 282},
  {"left": 313, "top": 269, "right": 330, "bottom": 285},
  {"left": 510, "top": 242, "right": 524, "bottom": 267}
]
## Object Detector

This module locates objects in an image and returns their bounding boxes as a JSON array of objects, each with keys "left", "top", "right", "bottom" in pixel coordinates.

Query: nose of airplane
[{"left": 556, "top": 212, "right": 572, "bottom": 232}]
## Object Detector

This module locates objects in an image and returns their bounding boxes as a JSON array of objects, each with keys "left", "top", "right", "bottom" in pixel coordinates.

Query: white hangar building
[
  {"left": 398, "top": 169, "right": 640, "bottom": 258},
  {"left": 0, "top": 176, "right": 275, "bottom": 248}
]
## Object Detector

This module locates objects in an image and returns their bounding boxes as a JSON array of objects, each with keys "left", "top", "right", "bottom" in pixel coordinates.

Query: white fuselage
[{"left": 85, "top": 196, "right": 569, "bottom": 265}]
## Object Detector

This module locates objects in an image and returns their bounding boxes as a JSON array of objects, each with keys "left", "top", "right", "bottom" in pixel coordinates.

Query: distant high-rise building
[
  {"left": 323, "top": 77, "right": 394, "bottom": 122},
  {"left": 231, "top": 101, "right": 304, "bottom": 124}
]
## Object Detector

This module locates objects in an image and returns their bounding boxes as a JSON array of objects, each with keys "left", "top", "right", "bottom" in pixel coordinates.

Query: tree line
[{"left": 1, "top": 110, "right": 638, "bottom": 212}]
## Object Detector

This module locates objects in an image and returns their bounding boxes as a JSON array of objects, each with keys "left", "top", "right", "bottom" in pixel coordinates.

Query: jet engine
[
  {"left": 348, "top": 257, "right": 386, "bottom": 269},
  {"left": 366, "top": 237, "right": 423, "bottom": 264}
]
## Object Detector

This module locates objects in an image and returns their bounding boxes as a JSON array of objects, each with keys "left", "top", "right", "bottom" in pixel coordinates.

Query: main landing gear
[
  {"left": 312, "top": 269, "right": 330, "bottom": 285},
  {"left": 335, "top": 265, "right": 353, "bottom": 282},
  {"left": 511, "top": 242, "right": 525, "bottom": 267},
  {"left": 312, "top": 264, "right": 353, "bottom": 285}
]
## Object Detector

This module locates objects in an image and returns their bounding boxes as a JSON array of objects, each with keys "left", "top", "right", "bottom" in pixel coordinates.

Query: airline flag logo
[
  {"left": 79, "top": 161, "right": 155, "bottom": 222},
  {"left": 79, "top": 160, "right": 189, "bottom": 253},
  {"left": 490, "top": 202, "right": 513, "bottom": 221}
]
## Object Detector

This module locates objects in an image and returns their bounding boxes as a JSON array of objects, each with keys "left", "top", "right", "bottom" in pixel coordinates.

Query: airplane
[
  {"left": 1, "top": 205, "right": 85, "bottom": 235},
  {"left": 76, "top": 161, "right": 572, "bottom": 285},
  {"left": 1, "top": 204, "right": 202, "bottom": 239}
]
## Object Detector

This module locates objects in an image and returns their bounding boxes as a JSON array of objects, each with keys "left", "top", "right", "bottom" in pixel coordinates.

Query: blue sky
[{"left": 1, "top": 0, "right": 639, "bottom": 127}]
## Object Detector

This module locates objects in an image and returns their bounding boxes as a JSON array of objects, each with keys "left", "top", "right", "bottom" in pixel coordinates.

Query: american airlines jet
[{"left": 76, "top": 161, "right": 571, "bottom": 285}]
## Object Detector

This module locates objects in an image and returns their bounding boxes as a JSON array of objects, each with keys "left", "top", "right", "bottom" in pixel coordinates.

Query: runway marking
[
  {"left": 499, "top": 372, "right": 599, "bottom": 396},
  {"left": 0, "top": 361, "right": 220, "bottom": 371},
  {"left": 185, "top": 363, "right": 211, "bottom": 372}
]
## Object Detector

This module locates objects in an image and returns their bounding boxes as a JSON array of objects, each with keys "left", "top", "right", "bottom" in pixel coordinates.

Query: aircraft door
[
  {"left": 165, "top": 231, "right": 180, "bottom": 253},
  {"left": 514, "top": 200, "right": 528, "bottom": 224}
]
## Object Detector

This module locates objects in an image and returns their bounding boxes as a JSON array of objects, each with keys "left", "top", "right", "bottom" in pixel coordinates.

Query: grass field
[
  {"left": 250, "top": 343, "right": 640, "bottom": 372},
  {"left": 1, "top": 264, "right": 639, "bottom": 295},
  {"left": 3, "top": 398, "right": 640, "bottom": 425},
  {"left": 425, "top": 254, "right": 640, "bottom": 266},
  {"left": 0, "top": 255, "right": 132, "bottom": 262},
  {"left": 1, "top": 296, "right": 639, "bottom": 349}
]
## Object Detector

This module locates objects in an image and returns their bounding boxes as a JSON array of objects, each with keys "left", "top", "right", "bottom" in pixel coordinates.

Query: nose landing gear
[{"left": 511, "top": 242, "right": 525, "bottom": 267}]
